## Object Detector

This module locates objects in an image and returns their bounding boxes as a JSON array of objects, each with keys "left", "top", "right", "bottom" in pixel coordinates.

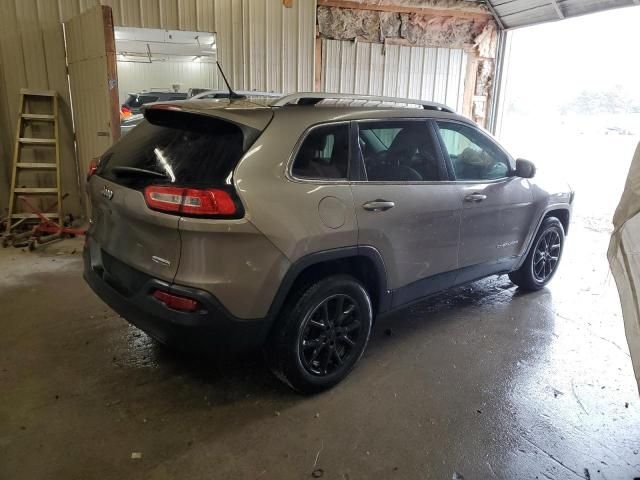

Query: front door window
[{"left": 436, "top": 121, "right": 510, "bottom": 181}]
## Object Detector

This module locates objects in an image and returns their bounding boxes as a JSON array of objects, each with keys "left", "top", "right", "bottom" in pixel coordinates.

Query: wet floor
[{"left": 1, "top": 223, "right": 639, "bottom": 480}]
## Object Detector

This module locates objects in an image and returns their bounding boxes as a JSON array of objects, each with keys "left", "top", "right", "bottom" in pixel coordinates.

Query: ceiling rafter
[{"left": 483, "top": 0, "right": 639, "bottom": 29}]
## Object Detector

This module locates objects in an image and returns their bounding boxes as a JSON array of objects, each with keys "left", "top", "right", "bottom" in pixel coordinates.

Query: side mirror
[{"left": 515, "top": 158, "right": 536, "bottom": 179}]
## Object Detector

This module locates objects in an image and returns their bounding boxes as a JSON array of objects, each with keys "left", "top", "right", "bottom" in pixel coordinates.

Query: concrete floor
[{"left": 1, "top": 224, "right": 639, "bottom": 480}]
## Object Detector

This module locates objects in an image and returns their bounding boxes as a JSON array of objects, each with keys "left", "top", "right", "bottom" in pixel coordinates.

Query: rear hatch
[{"left": 88, "top": 103, "right": 273, "bottom": 291}]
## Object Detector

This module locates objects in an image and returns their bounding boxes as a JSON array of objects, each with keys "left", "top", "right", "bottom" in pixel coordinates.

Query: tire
[
  {"left": 509, "top": 217, "right": 565, "bottom": 291},
  {"left": 266, "top": 274, "right": 373, "bottom": 394}
]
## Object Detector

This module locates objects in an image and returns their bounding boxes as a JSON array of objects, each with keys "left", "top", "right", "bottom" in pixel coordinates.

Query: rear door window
[
  {"left": 357, "top": 120, "right": 446, "bottom": 181},
  {"left": 291, "top": 123, "right": 349, "bottom": 180},
  {"left": 98, "top": 112, "right": 253, "bottom": 189}
]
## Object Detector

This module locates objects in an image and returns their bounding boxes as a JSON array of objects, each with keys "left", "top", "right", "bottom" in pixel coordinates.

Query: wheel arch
[
  {"left": 265, "top": 246, "right": 390, "bottom": 325},
  {"left": 544, "top": 208, "right": 570, "bottom": 235},
  {"left": 515, "top": 205, "right": 570, "bottom": 270}
]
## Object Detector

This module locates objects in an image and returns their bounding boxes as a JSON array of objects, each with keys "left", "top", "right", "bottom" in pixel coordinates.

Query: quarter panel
[
  {"left": 175, "top": 218, "right": 290, "bottom": 320},
  {"left": 233, "top": 112, "right": 359, "bottom": 263}
]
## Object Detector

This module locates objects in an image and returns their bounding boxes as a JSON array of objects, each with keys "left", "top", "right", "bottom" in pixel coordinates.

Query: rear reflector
[
  {"left": 144, "top": 186, "right": 237, "bottom": 217},
  {"left": 152, "top": 290, "right": 200, "bottom": 312}
]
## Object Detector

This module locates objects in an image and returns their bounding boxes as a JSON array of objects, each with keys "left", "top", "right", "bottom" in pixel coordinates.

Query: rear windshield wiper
[{"left": 110, "top": 166, "right": 169, "bottom": 179}]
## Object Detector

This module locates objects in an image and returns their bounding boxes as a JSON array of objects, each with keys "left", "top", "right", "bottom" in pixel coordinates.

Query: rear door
[
  {"left": 435, "top": 120, "right": 535, "bottom": 273},
  {"left": 350, "top": 119, "right": 462, "bottom": 306}
]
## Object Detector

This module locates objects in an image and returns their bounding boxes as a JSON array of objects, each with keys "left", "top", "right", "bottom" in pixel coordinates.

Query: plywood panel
[
  {"left": 65, "top": 5, "right": 118, "bottom": 219},
  {"left": 57, "top": 0, "right": 82, "bottom": 22}
]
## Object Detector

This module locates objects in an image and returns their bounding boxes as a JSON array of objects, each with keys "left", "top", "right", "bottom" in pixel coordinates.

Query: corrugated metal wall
[
  {"left": 321, "top": 39, "right": 468, "bottom": 112},
  {"left": 0, "top": 0, "right": 316, "bottom": 218},
  {"left": 117, "top": 61, "right": 220, "bottom": 104}
]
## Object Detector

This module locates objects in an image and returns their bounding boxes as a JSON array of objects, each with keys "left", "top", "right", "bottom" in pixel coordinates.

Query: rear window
[{"left": 98, "top": 112, "right": 252, "bottom": 189}]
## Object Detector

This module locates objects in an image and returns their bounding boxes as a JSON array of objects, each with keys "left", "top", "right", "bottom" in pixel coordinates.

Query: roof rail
[{"left": 272, "top": 92, "right": 455, "bottom": 113}]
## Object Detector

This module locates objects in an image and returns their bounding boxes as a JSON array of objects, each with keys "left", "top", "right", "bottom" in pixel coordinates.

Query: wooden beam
[
  {"left": 550, "top": 0, "right": 564, "bottom": 19},
  {"left": 314, "top": 35, "right": 323, "bottom": 92},
  {"left": 102, "top": 6, "right": 120, "bottom": 142},
  {"left": 462, "top": 51, "right": 478, "bottom": 118},
  {"left": 317, "top": 0, "right": 492, "bottom": 22},
  {"left": 483, "top": 0, "right": 505, "bottom": 30}
]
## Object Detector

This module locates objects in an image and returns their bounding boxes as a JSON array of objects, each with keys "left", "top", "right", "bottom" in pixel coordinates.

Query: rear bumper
[{"left": 83, "top": 247, "right": 270, "bottom": 353}]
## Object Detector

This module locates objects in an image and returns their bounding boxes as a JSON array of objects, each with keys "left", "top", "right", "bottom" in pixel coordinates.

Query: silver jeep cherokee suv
[{"left": 84, "top": 93, "right": 573, "bottom": 393}]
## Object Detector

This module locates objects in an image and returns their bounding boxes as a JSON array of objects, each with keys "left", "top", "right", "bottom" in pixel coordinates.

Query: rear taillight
[
  {"left": 152, "top": 290, "right": 200, "bottom": 312},
  {"left": 144, "top": 186, "right": 237, "bottom": 217},
  {"left": 87, "top": 158, "right": 99, "bottom": 180},
  {"left": 120, "top": 106, "right": 132, "bottom": 119}
]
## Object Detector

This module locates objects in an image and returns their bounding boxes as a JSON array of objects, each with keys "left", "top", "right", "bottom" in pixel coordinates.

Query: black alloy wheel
[
  {"left": 298, "top": 294, "right": 362, "bottom": 376},
  {"left": 532, "top": 229, "right": 561, "bottom": 282},
  {"left": 509, "top": 216, "right": 565, "bottom": 291},
  {"left": 266, "top": 274, "right": 373, "bottom": 394}
]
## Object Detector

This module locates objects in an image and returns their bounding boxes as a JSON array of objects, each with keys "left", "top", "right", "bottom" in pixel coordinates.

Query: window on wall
[
  {"left": 292, "top": 124, "right": 350, "bottom": 180},
  {"left": 358, "top": 121, "right": 445, "bottom": 182},
  {"left": 436, "top": 121, "right": 511, "bottom": 181}
]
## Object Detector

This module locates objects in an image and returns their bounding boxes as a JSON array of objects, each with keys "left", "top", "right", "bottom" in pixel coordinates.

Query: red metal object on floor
[{"left": 17, "top": 195, "right": 86, "bottom": 238}]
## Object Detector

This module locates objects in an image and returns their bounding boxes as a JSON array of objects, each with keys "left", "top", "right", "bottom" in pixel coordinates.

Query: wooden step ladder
[{"left": 5, "top": 89, "right": 62, "bottom": 234}]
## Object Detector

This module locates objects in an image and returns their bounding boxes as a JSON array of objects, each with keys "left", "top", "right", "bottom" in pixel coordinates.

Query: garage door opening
[
  {"left": 115, "top": 27, "right": 219, "bottom": 134},
  {"left": 492, "top": 5, "right": 640, "bottom": 408},
  {"left": 495, "top": 7, "right": 640, "bottom": 232}
]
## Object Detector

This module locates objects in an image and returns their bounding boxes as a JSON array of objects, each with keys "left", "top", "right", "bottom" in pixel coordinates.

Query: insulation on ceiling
[{"left": 317, "top": 5, "right": 497, "bottom": 55}]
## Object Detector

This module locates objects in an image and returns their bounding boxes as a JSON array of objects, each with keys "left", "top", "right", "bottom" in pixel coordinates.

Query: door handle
[
  {"left": 362, "top": 200, "right": 395, "bottom": 212},
  {"left": 464, "top": 193, "right": 487, "bottom": 203}
]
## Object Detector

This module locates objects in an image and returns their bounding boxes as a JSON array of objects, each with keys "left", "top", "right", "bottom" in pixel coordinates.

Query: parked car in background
[
  {"left": 85, "top": 93, "right": 573, "bottom": 393},
  {"left": 121, "top": 91, "right": 188, "bottom": 117},
  {"left": 120, "top": 113, "right": 144, "bottom": 136}
]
